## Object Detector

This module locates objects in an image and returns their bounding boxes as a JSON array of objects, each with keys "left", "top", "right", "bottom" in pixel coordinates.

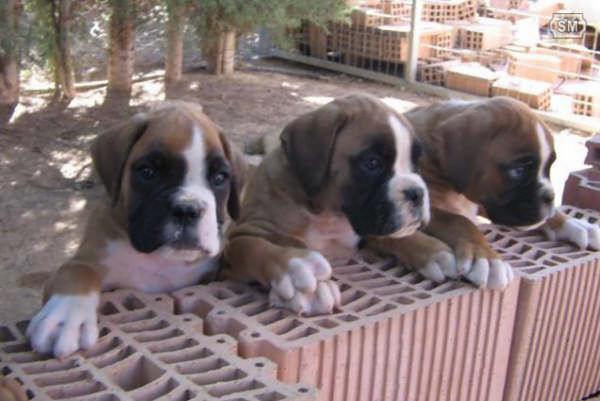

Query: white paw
[
  {"left": 543, "top": 217, "right": 600, "bottom": 251},
  {"left": 269, "top": 251, "right": 341, "bottom": 316},
  {"left": 418, "top": 250, "right": 458, "bottom": 282},
  {"left": 26, "top": 293, "right": 99, "bottom": 358},
  {"left": 462, "top": 258, "right": 514, "bottom": 289}
]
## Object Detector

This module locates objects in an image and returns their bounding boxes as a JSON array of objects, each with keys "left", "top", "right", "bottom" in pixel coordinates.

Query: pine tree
[{"left": 0, "top": 0, "right": 22, "bottom": 125}]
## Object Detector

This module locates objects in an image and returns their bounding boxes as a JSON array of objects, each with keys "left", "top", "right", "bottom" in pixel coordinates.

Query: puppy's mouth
[{"left": 159, "top": 245, "right": 214, "bottom": 263}]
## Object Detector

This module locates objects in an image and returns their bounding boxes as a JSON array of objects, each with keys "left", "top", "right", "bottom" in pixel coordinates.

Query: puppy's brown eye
[
  {"left": 137, "top": 166, "right": 156, "bottom": 180},
  {"left": 211, "top": 172, "right": 229, "bottom": 187},
  {"left": 507, "top": 166, "right": 526, "bottom": 180},
  {"left": 362, "top": 156, "right": 383, "bottom": 173}
]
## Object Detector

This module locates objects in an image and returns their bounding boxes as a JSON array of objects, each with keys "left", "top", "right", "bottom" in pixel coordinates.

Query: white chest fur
[
  {"left": 304, "top": 212, "right": 360, "bottom": 259},
  {"left": 101, "top": 240, "right": 218, "bottom": 293}
]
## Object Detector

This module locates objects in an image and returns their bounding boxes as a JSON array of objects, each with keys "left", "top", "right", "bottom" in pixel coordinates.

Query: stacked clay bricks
[
  {"left": 491, "top": 75, "right": 552, "bottom": 110},
  {"left": 484, "top": 206, "right": 600, "bottom": 401},
  {"left": 0, "top": 291, "right": 316, "bottom": 401},
  {"left": 174, "top": 254, "right": 520, "bottom": 401},
  {"left": 563, "top": 134, "right": 600, "bottom": 210},
  {"left": 417, "top": 56, "right": 460, "bottom": 86},
  {"left": 445, "top": 62, "right": 499, "bottom": 96},
  {"left": 572, "top": 85, "right": 600, "bottom": 118}
]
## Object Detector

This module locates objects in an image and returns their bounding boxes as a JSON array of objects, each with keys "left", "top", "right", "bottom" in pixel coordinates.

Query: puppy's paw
[
  {"left": 269, "top": 251, "right": 341, "bottom": 316},
  {"left": 455, "top": 242, "right": 514, "bottom": 289},
  {"left": 26, "top": 293, "right": 99, "bottom": 358},
  {"left": 418, "top": 249, "right": 458, "bottom": 283},
  {"left": 543, "top": 217, "right": 600, "bottom": 251}
]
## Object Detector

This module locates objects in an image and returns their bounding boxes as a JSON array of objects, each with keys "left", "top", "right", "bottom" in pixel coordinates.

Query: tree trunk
[
  {"left": 105, "top": 0, "right": 136, "bottom": 104},
  {"left": 165, "top": 2, "right": 186, "bottom": 84},
  {"left": 0, "top": 0, "right": 21, "bottom": 126},
  {"left": 203, "top": 30, "right": 236, "bottom": 75},
  {"left": 51, "top": 0, "right": 76, "bottom": 103}
]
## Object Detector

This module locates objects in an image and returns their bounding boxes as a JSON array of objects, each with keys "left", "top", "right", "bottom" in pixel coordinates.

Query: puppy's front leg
[
  {"left": 222, "top": 236, "right": 341, "bottom": 316},
  {"left": 541, "top": 209, "right": 600, "bottom": 250},
  {"left": 364, "top": 232, "right": 458, "bottom": 283},
  {"left": 26, "top": 263, "right": 101, "bottom": 358},
  {"left": 424, "top": 208, "right": 514, "bottom": 289}
]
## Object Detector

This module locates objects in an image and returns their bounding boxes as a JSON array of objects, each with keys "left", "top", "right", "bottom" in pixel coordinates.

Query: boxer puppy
[
  {"left": 221, "top": 94, "right": 435, "bottom": 316},
  {"left": 371, "top": 97, "right": 599, "bottom": 289},
  {"left": 26, "top": 102, "right": 245, "bottom": 358}
]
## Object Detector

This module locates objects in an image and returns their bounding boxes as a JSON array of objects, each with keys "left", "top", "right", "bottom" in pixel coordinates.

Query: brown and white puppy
[
  {"left": 393, "top": 97, "right": 599, "bottom": 288},
  {"left": 26, "top": 102, "right": 245, "bottom": 358},
  {"left": 221, "top": 94, "right": 432, "bottom": 316}
]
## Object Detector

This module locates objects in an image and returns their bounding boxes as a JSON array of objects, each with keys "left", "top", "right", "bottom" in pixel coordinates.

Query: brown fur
[
  {"left": 221, "top": 95, "right": 422, "bottom": 287},
  {"left": 44, "top": 103, "right": 243, "bottom": 299}
]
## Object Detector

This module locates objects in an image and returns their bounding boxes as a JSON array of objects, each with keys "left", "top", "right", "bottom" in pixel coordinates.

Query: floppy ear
[
  {"left": 91, "top": 113, "right": 149, "bottom": 205},
  {"left": 437, "top": 106, "right": 495, "bottom": 192},
  {"left": 219, "top": 131, "right": 248, "bottom": 220},
  {"left": 280, "top": 102, "right": 347, "bottom": 198}
]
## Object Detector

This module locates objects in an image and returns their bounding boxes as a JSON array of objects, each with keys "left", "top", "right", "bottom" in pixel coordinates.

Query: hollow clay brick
[
  {"left": 0, "top": 290, "right": 316, "bottom": 401},
  {"left": 562, "top": 168, "right": 600, "bottom": 212},
  {"left": 174, "top": 254, "right": 520, "bottom": 401},
  {"left": 483, "top": 206, "right": 600, "bottom": 401}
]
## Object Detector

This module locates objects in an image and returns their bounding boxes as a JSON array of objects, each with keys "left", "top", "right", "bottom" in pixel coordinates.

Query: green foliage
[{"left": 190, "top": 0, "right": 348, "bottom": 41}]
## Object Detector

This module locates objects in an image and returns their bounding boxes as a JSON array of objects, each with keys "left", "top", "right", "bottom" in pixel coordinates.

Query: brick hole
[
  {"left": 242, "top": 302, "right": 272, "bottom": 317},
  {"left": 335, "top": 265, "right": 369, "bottom": 275},
  {"left": 134, "top": 328, "right": 184, "bottom": 343},
  {"left": 340, "top": 289, "right": 367, "bottom": 304},
  {"left": 0, "top": 326, "right": 15, "bottom": 343},
  {"left": 154, "top": 297, "right": 163, "bottom": 302},
  {"left": 170, "top": 390, "right": 196, "bottom": 401},
  {"left": 365, "top": 303, "right": 397, "bottom": 316},
  {"left": 542, "top": 260, "right": 558, "bottom": 267},
  {"left": 110, "top": 310, "right": 156, "bottom": 325},
  {"left": 256, "top": 393, "right": 286, "bottom": 401},
  {"left": 2, "top": 342, "right": 32, "bottom": 354},
  {"left": 176, "top": 357, "right": 228, "bottom": 375},
  {"left": 258, "top": 310, "right": 290, "bottom": 326},
  {"left": 359, "top": 278, "right": 398, "bottom": 289},
  {"left": 509, "top": 260, "right": 536, "bottom": 269},
  {"left": 184, "top": 291, "right": 195, "bottom": 297},
  {"left": 122, "top": 295, "right": 145, "bottom": 311},
  {"left": 22, "top": 359, "right": 79, "bottom": 375},
  {"left": 92, "top": 345, "right": 135, "bottom": 369},
  {"left": 182, "top": 317, "right": 191, "bottom": 322},
  {"left": 210, "top": 288, "right": 235, "bottom": 300},
  {"left": 216, "top": 338, "right": 227, "bottom": 344},
  {"left": 349, "top": 296, "right": 382, "bottom": 313},
  {"left": 283, "top": 327, "right": 318, "bottom": 341},
  {"left": 207, "top": 378, "right": 265, "bottom": 397},
  {"left": 2, "top": 366, "right": 12, "bottom": 375},
  {"left": 522, "top": 266, "right": 545, "bottom": 274},
  {"left": 255, "top": 361, "right": 265, "bottom": 368},
  {"left": 433, "top": 281, "right": 465, "bottom": 294},
  {"left": 99, "top": 302, "right": 119, "bottom": 316},
  {"left": 337, "top": 314, "right": 359, "bottom": 322},
  {"left": 194, "top": 367, "right": 248, "bottom": 387},
  {"left": 99, "top": 327, "right": 111, "bottom": 337},
  {"left": 46, "top": 380, "right": 106, "bottom": 399},
  {"left": 25, "top": 389, "right": 34, "bottom": 400},
  {"left": 373, "top": 284, "right": 414, "bottom": 297},
  {"left": 313, "top": 318, "right": 339, "bottom": 329},
  {"left": 108, "top": 356, "right": 164, "bottom": 392},
  {"left": 229, "top": 294, "right": 261, "bottom": 308},
  {"left": 84, "top": 337, "right": 123, "bottom": 359},
  {"left": 130, "top": 377, "right": 178, "bottom": 401},
  {"left": 33, "top": 370, "right": 90, "bottom": 387},
  {"left": 269, "top": 319, "right": 304, "bottom": 336},
  {"left": 391, "top": 296, "right": 415, "bottom": 305},
  {"left": 565, "top": 251, "right": 591, "bottom": 259},
  {"left": 550, "top": 255, "right": 569, "bottom": 264},
  {"left": 414, "top": 292, "right": 432, "bottom": 300},
  {"left": 15, "top": 321, "right": 29, "bottom": 337},
  {"left": 148, "top": 338, "right": 198, "bottom": 354},
  {"left": 298, "top": 387, "right": 310, "bottom": 393},
  {"left": 121, "top": 319, "right": 169, "bottom": 334},
  {"left": 159, "top": 347, "right": 213, "bottom": 364}
]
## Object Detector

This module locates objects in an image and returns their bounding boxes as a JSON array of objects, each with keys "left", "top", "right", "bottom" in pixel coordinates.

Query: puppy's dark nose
[
  {"left": 172, "top": 202, "right": 205, "bottom": 223},
  {"left": 403, "top": 187, "right": 424, "bottom": 206},
  {"left": 540, "top": 188, "right": 555, "bottom": 205}
]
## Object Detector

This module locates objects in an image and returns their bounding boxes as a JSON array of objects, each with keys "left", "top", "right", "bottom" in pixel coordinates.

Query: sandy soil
[{"left": 0, "top": 61, "right": 441, "bottom": 322}]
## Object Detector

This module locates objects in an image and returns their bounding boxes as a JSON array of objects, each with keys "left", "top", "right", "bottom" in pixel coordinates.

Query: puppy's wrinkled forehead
[
  {"left": 128, "top": 109, "right": 224, "bottom": 160},
  {"left": 335, "top": 96, "right": 417, "bottom": 167}
]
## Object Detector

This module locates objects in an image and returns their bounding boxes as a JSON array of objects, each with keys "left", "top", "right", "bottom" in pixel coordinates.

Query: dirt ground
[{"left": 0, "top": 60, "right": 444, "bottom": 322}]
